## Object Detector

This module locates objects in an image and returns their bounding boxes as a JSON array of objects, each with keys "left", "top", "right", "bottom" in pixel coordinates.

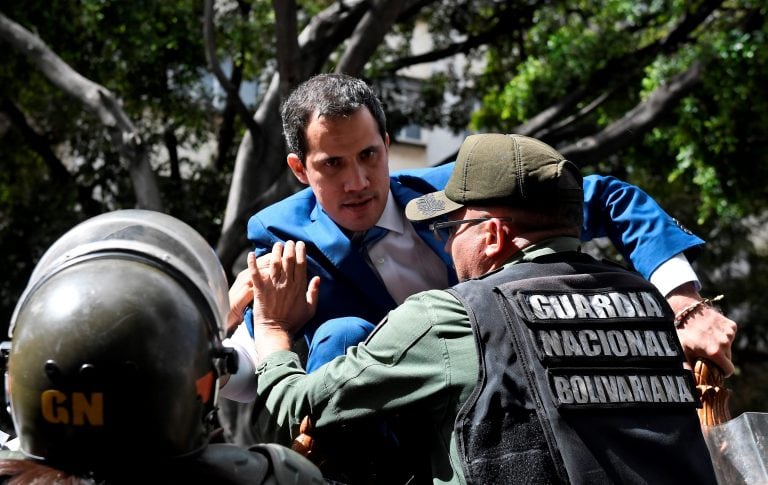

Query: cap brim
[{"left": 405, "top": 191, "right": 465, "bottom": 222}]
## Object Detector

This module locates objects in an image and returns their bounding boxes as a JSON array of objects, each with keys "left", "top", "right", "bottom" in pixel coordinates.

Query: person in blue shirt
[{"left": 221, "top": 73, "right": 735, "bottom": 406}]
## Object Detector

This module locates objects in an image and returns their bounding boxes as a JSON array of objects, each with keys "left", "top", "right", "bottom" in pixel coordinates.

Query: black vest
[{"left": 450, "top": 252, "right": 717, "bottom": 485}]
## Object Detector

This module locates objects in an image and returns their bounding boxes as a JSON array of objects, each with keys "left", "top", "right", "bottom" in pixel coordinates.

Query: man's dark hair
[{"left": 280, "top": 73, "right": 387, "bottom": 163}]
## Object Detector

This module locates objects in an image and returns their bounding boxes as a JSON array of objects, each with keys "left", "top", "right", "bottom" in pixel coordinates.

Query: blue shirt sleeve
[{"left": 581, "top": 174, "right": 705, "bottom": 279}]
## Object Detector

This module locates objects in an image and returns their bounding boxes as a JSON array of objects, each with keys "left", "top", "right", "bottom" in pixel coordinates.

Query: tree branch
[
  {"left": 382, "top": 3, "right": 534, "bottom": 73},
  {"left": 336, "top": 0, "right": 408, "bottom": 75},
  {"left": 272, "top": 0, "right": 301, "bottom": 98},
  {"left": 517, "top": 0, "right": 724, "bottom": 138},
  {"left": 560, "top": 61, "right": 704, "bottom": 164},
  {"left": 1, "top": 97, "right": 101, "bottom": 216},
  {"left": 530, "top": 88, "right": 616, "bottom": 140},
  {"left": 0, "top": 11, "right": 162, "bottom": 210},
  {"left": 203, "top": 0, "right": 260, "bottom": 140}
]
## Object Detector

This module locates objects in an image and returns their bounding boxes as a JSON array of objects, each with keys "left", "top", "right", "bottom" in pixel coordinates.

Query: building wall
[
  {"left": 386, "top": 20, "right": 471, "bottom": 172},
  {"left": 388, "top": 126, "right": 466, "bottom": 172}
]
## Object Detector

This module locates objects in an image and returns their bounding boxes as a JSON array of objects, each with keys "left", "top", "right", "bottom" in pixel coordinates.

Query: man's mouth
[{"left": 343, "top": 196, "right": 374, "bottom": 209}]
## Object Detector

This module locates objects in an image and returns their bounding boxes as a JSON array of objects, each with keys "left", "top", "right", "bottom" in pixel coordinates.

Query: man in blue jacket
[{"left": 221, "top": 73, "right": 735, "bottom": 404}]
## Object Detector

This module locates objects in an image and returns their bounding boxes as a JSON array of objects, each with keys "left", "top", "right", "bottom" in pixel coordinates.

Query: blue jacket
[{"left": 245, "top": 163, "right": 704, "bottom": 342}]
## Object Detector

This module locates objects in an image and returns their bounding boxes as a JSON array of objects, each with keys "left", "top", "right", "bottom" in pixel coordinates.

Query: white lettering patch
[
  {"left": 526, "top": 291, "right": 665, "bottom": 321},
  {"left": 550, "top": 372, "right": 697, "bottom": 408},
  {"left": 538, "top": 329, "right": 680, "bottom": 359}
]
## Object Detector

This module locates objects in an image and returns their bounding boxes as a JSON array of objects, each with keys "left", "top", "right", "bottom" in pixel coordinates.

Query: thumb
[{"left": 306, "top": 276, "right": 321, "bottom": 314}]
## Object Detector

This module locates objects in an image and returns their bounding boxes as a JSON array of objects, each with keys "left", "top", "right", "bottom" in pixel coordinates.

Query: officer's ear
[
  {"left": 483, "top": 218, "right": 509, "bottom": 258},
  {"left": 287, "top": 154, "right": 309, "bottom": 185}
]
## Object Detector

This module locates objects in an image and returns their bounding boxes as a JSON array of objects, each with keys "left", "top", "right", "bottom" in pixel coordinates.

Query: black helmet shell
[{"left": 5, "top": 210, "right": 231, "bottom": 470}]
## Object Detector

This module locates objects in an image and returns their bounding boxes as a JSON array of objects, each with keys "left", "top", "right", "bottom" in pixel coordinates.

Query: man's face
[
  {"left": 287, "top": 107, "right": 390, "bottom": 233},
  {"left": 444, "top": 208, "right": 496, "bottom": 281}
]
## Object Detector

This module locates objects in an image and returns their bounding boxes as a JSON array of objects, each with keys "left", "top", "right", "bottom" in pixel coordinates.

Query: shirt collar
[
  {"left": 507, "top": 236, "right": 582, "bottom": 265},
  {"left": 374, "top": 190, "right": 406, "bottom": 234}
]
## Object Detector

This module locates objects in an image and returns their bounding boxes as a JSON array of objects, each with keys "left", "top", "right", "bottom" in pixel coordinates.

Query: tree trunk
[{"left": 0, "top": 12, "right": 163, "bottom": 211}]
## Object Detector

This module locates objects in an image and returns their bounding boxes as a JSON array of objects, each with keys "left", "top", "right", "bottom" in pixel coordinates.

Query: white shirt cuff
[
  {"left": 220, "top": 325, "right": 258, "bottom": 402},
  {"left": 649, "top": 252, "right": 701, "bottom": 297}
]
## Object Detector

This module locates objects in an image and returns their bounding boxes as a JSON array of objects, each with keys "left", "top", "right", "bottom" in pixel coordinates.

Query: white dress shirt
[
  {"left": 365, "top": 191, "right": 449, "bottom": 304},
  {"left": 649, "top": 252, "right": 700, "bottom": 296}
]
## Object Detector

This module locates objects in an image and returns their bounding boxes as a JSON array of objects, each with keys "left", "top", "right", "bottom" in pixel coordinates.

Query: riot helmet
[{"left": 3, "top": 210, "right": 236, "bottom": 471}]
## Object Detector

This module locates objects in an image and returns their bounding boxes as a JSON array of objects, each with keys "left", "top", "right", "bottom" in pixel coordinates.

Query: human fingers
[
  {"left": 701, "top": 308, "right": 736, "bottom": 376},
  {"left": 293, "top": 241, "right": 309, "bottom": 283},
  {"left": 229, "top": 264, "right": 253, "bottom": 294},
  {"left": 306, "top": 275, "right": 320, "bottom": 315},
  {"left": 707, "top": 308, "right": 736, "bottom": 377},
  {"left": 678, "top": 307, "right": 737, "bottom": 377},
  {"left": 256, "top": 252, "right": 272, "bottom": 272},
  {"left": 229, "top": 266, "right": 254, "bottom": 302},
  {"left": 248, "top": 251, "right": 261, "bottom": 288},
  {"left": 295, "top": 240, "right": 307, "bottom": 265},
  {"left": 226, "top": 264, "right": 255, "bottom": 334},
  {"left": 248, "top": 250, "right": 273, "bottom": 294},
  {"left": 281, "top": 240, "right": 297, "bottom": 281},
  {"left": 711, "top": 355, "right": 735, "bottom": 378},
  {"left": 269, "top": 242, "right": 285, "bottom": 281}
]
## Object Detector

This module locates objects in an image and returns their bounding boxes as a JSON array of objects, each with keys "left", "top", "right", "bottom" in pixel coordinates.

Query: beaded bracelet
[{"left": 674, "top": 295, "right": 724, "bottom": 328}]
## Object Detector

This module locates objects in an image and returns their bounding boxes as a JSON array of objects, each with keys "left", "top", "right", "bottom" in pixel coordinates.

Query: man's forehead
[
  {"left": 305, "top": 111, "right": 383, "bottom": 154},
  {"left": 311, "top": 103, "right": 365, "bottom": 119}
]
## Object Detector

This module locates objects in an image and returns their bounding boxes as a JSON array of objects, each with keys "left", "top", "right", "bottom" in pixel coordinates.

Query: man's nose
[{"left": 344, "top": 162, "right": 370, "bottom": 191}]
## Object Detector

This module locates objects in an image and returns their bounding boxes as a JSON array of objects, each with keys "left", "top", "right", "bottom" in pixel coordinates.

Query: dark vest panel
[{"left": 451, "top": 252, "right": 717, "bottom": 485}]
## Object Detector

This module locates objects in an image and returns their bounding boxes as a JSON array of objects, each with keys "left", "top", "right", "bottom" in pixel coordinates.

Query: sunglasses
[{"left": 428, "top": 217, "right": 513, "bottom": 241}]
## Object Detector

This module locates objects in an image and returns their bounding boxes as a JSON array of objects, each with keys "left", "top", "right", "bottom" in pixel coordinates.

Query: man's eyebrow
[{"left": 314, "top": 154, "right": 341, "bottom": 164}]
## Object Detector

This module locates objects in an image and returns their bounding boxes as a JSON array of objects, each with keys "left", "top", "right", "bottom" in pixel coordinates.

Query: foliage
[
  {"left": 0, "top": 0, "right": 222, "bottom": 330},
  {"left": 471, "top": 0, "right": 768, "bottom": 223},
  {"left": 0, "top": 135, "right": 81, "bottom": 325}
]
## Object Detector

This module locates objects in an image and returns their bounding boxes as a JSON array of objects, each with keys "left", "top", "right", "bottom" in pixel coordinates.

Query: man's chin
[
  {"left": 336, "top": 208, "right": 383, "bottom": 232},
  {"left": 342, "top": 221, "right": 377, "bottom": 233}
]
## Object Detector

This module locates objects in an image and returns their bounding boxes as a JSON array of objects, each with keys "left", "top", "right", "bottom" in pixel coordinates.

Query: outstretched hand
[
  {"left": 226, "top": 252, "right": 273, "bottom": 336},
  {"left": 666, "top": 283, "right": 737, "bottom": 376},
  {"left": 250, "top": 241, "right": 321, "bottom": 356}
]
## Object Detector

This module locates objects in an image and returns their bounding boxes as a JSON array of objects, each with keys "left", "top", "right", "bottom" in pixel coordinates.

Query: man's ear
[
  {"left": 287, "top": 154, "right": 309, "bottom": 185},
  {"left": 484, "top": 219, "right": 507, "bottom": 257}
]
